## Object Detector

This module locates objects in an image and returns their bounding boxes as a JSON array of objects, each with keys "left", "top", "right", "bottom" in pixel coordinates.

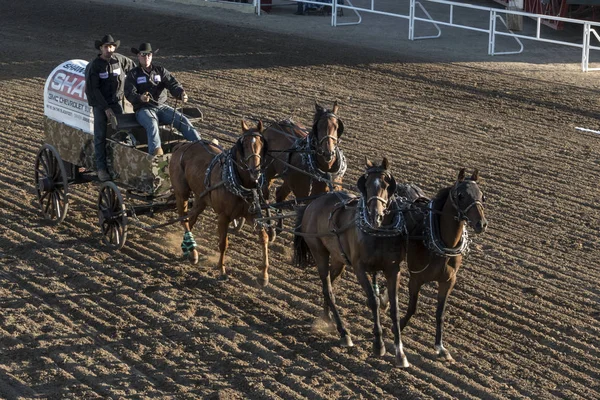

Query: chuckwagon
[{"left": 34, "top": 59, "right": 205, "bottom": 250}]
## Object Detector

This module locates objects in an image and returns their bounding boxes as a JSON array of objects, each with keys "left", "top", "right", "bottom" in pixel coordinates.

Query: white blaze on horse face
[
  {"left": 366, "top": 175, "right": 388, "bottom": 227},
  {"left": 373, "top": 177, "right": 382, "bottom": 190},
  {"left": 247, "top": 136, "right": 261, "bottom": 171}
]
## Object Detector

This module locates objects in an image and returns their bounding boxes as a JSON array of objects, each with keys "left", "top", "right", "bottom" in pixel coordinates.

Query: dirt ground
[{"left": 1, "top": 0, "right": 599, "bottom": 398}]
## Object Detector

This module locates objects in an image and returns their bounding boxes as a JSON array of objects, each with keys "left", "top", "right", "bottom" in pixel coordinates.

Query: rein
[{"left": 274, "top": 146, "right": 354, "bottom": 190}]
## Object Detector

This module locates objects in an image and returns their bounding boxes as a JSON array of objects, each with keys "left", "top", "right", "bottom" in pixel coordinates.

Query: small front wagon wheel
[
  {"left": 34, "top": 144, "right": 69, "bottom": 224},
  {"left": 98, "top": 181, "right": 128, "bottom": 250}
]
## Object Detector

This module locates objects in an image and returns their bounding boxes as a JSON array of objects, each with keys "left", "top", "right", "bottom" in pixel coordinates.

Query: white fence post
[
  {"left": 255, "top": 0, "right": 600, "bottom": 72},
  {"left": 409, "top": 0, "right": 415, "bottom": 40},
  {"left": 488, "top": 10, "right": 495, "bottom": 55},
  {"left": 583, "top": 23, "right": 590, "bottom": 72}
]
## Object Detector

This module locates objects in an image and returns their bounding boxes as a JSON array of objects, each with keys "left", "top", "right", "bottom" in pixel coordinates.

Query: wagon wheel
[
  {"left": 34, "top": 144, "right": 69, "bottom": 224},
  {"left": 97, "top": 181, "right": 128, "bottom": 250}
]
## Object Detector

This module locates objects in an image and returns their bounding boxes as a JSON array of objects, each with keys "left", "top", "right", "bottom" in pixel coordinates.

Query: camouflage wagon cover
[{"left": 44, "top": 117, "right": 172, "bottom": 195}]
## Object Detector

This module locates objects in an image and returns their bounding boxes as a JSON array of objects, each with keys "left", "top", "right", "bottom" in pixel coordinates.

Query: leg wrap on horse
[{"left": 181, "top": 231, "right": 197, "bottom": 257}]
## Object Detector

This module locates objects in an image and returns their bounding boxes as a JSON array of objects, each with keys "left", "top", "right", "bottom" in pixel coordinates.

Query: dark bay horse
[
  {"left": 294, "top": 157, "right": 410, "bottom": 367},
  {"left": 169, "top": 120, "right": 271, "bottom": 286},
  {"left": 263, "top": 102, "right": 346, "bottom": 236},
  {"left": 383, "top": 168, "right": 488, "bottom": 362}
]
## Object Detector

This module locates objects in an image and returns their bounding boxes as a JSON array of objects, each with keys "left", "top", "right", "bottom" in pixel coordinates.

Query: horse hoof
[
  {"left": 396, "top": 356, "right": 410, "bottom": 368},
  {"left": 374, "top": 342, "right": 386, "bottom": 357},
  {"left": 437, "top": 352, "right": 455, "bottom": 363},
  {"left": 341, "top": 335, "right": 354, "bottom": 347},
  {"left": 219, "top": 273, "right": 229, "bottom": 282},
  {"left": 258, "top": 276, "right": 269, "bottom": 287},
  {"left": 188, "top": 249, "right": 199, "bottom": 265}
]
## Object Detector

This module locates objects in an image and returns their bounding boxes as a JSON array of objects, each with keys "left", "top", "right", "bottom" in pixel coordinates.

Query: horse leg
[
  {"left": 183, "top": 199, "right": 206, "bottom": 265},
  {"left": 400, "top": 277, "right": 423, "bottom": 331},
  {"left": 435, "top": 277, "right": 457, "bottom": 362},
  {"left": 355, "top": 266, "right": 385, "bottom": 357},
  {"left": 385, "top": 267, "right": 409, "bottom": 368},
  {"left": 258, "top": 226, "right": 270, "bottom": 287},
  {"left": 372, "top": 272, "right": 390, "bottom": 312},
  {"left": 322, "top": 261, "right": 345, "bottom": 325},
  {"left": 317, "top": 255, "right": 353, "bottom": 347},
  {"left": 175, "top": 193, "right": 197, "bottom": 264},
  {"left": 216, "top": 213, "right": 230, "bottom": 280}
]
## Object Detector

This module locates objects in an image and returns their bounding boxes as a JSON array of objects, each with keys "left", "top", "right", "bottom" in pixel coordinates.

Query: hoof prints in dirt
[{"left": 1, "top": 0, "right": 599, "bottom": 398}]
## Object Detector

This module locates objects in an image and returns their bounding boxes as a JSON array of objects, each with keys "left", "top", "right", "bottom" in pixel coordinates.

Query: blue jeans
[
  {"left": 93, "top": 103, "right": 123, "bottom": 171},
  {"left": 135, "top": 105, "right": 201, "bottom": 155}
]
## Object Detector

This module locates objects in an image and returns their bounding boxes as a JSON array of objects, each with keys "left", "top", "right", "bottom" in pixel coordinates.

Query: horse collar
[
  {"left": 356, "top": 195, "right": 405, "bottom": 237},
  {"left": 300, "top": 136, "right": 347, "bottom": 181},
  {"left": 222, "top": 149, "right": 264, "bottom": 201},
  {"left": 425, "top": 200, "right": 470, "bottom": 257}
]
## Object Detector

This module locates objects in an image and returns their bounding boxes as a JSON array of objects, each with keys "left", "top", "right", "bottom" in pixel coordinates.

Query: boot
[
  {"left": 98, "top": 169, "right": 111, "bottom": 182},
  {"left": 153, "top": 147, "right": 164, "bottom": 156},
  {"left": 109, "top": 114, "right": 119, "bottom": 130}
]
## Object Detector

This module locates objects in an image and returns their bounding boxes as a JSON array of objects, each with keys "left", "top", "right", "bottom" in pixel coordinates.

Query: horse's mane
[{"left": 431, "top": 186, "right": 451, "bottom": 211}]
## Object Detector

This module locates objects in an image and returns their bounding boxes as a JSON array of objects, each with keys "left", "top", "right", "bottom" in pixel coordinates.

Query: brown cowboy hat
[
  {"left": 95, "top": 34, "right": 120, "bottom": 50},
  {"left": 131, "top": 43, "right": 159, "bottom": 55}
]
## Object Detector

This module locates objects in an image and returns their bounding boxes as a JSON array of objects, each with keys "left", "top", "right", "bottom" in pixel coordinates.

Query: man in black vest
[{"left": 86, "top": 34, "right": 135, "bottom": 181}]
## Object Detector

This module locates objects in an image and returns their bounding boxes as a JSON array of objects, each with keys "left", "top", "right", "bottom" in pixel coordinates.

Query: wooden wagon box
[{"left": 44, "top": 116, "right": 172, "bottom": 196}]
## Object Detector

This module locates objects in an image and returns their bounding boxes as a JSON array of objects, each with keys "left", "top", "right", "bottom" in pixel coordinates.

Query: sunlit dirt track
[{"left": 0, "top": 0, "right": 599, "bottom": 398}]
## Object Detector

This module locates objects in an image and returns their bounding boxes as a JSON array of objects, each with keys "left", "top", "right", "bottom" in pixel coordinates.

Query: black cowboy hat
[
  {"left": 95, "top": 34, "right": 120, "bottom": 50},
  {"left": 131, "top": 43, "right": 159, "bottom": 55}
]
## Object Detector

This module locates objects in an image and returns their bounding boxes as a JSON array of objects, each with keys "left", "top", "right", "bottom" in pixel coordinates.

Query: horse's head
[
  {"left": 311, "top": 101, "right": 344, "bottom": 167},
  {"left": 237, "top": 120, "right": 267, "bottom": 184},
  {"left": 357, "top": 156, "right": 397, "bottom": 228},
  {"left": 449, "top": 168, "right": 488, "bottom": 234}
]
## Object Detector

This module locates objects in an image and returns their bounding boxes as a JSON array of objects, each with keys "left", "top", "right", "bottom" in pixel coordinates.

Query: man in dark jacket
[
  {"left": 124, "top": 43, "right": 201, "bottom": 156},
  {"left": 86, "top": 34, "right": 135, "bottom": 181}
]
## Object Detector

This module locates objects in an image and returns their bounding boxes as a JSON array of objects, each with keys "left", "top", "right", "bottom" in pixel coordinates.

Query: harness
[
  {"left": 201, "top": 136, "right": 267, "bottom": 217},
  {"left": 298, "top": 135, "right": 347, "bottom": 192},
  {"left": 423, "top": 199, "right": 470, "bottom": 258},
  {"left": 327, "top": 195, "right": 358, "bottom": 266},
  {"left": 399, "top": 188, "right": 473, "bottom": 260},
  {"left": 327, "top": 189, "right": 405, "bottom": 266},
  {"left": 356, "top": 196, "right": 405, "bottom": 237}
]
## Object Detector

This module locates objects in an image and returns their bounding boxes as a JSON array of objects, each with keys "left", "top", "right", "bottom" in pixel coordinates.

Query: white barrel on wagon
[{"left": 44, "top": 59, "right": 93, "bottom": 133}]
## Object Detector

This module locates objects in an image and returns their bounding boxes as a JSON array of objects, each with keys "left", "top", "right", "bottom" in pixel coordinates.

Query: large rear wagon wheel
[
  {"left": 98, "top": 181, "right": 128, "bottom": 250},
  {"left": 34, "top": 144, "right": 69, "bottom": 224}
]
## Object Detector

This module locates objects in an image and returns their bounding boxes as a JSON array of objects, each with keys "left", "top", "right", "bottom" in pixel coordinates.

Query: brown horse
[
  {"left": 262, "top": 102, "right": 346, "bottom": 236},
  {"left": 294, "top": 157, "right": 410, "bottom": 367},
  {"left": 382, "top": 168, "right": 488, "bottom": 362},
  {"left": 169, "top": 120, "right": 271, "bottom": 286}
]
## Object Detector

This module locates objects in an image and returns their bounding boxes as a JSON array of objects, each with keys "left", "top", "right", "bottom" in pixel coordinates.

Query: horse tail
[{"left": 293, "top": 205, "right": 313, "bottom": 268}]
